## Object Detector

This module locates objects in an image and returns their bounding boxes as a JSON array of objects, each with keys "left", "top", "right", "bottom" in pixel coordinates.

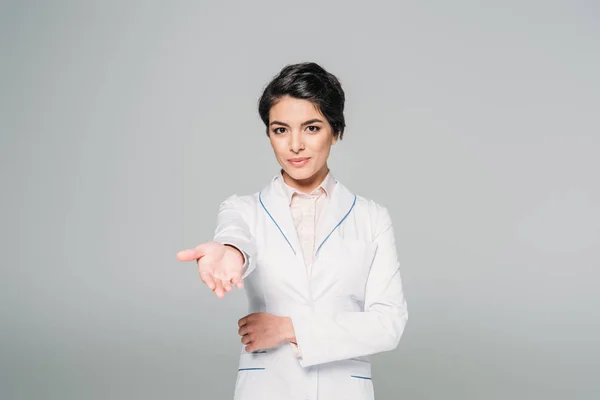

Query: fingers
[
  {"left": 217, "top": 273, "right": 242, "bottom": 292},
  {"left": 213, "top": 269, "right": 242, "bottom": 295},
  {"left": 221, "top": 279, "right": 233, "bottom": 293},
  {"left": 241, "top": 334, "right": 252, "bottom": 345},
  {"left": 238, "top": 314, "right": 250, "bottom": 328},
  {"left": 230, "top": 271, "right": 244, "bottom": 289},
  {"left": 176, "top": 248, "right": 199, "bottom": 261},
  {"left": 214, "top": 280, "right": 225, "bottom": 298},
  {"left": 200, "top": 274, "right": 229, "bottom": 298},
  {"left": 238, "top": 318, "right": 252, "bottom": 348},
  {"left": 238, "top": 324, "right": 249, "bottom": 336},
  {"left": 237, "top": 315, "right": 261, "bottom": 352},
  {"left": 244, "top": 340, "right": 260, "bottom": 353},
  {"left": 176, "top": 244, "right": 208, "bottom": 262},
  {"left": 241, "top": 330, "right": 254, "bottom": 351},
  {"left": 199, "top": 271, "right": 216, "bottom": 291},
  {"left": 200, "top": 273, "right": 239, "bottom": 298},
  {"left": 197, "top": 262, "right": 231, "bottom": 299},
  {"left": 212, "top": 269, "right": 234, "bottom": 295},
  {"left": 184, "top": 242, "right": 243, "bottom": 297}
]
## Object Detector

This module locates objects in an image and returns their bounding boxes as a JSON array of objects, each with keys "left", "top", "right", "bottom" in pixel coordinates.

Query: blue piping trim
[
  {"left": 258, "top": 192, "right": 296, "bottom": 255},
  {"left": 259, "top": 191, "right": 296, "bottom": 255},
  {"left": 351, "top": 375, "right": 372, "bottom": 380},
  {"left": 316, "top": 194, "right": 357, "bottom": 254},
  {"left": 238, "top": 368, "right": 266, "bottom": 371}
]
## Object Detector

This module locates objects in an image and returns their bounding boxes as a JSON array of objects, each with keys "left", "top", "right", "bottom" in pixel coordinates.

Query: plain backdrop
[{"left": 1, "top": 1, "right": 599, "bottom": 399}]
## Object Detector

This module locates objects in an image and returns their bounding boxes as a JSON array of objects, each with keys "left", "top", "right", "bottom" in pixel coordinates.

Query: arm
[
  {"left": 290, "top": 205, "right": 408, "bottom": 367},
  {"left": 212, "top": 194, "right": 257, "bottom": 280}
]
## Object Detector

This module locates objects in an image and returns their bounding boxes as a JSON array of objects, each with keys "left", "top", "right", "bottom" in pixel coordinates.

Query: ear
[{"left": 331, "top": 133, "right": 338, "bottom": 145}]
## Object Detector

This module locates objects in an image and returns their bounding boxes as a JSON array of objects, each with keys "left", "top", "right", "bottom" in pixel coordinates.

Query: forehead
[{"left": 269, "top": 96, "right": 324, "bottom": 122}]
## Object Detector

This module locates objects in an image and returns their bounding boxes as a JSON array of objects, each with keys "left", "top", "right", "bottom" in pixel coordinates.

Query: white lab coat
[{"left": 213, "top": 173, "right": 408, "bottom": 400}]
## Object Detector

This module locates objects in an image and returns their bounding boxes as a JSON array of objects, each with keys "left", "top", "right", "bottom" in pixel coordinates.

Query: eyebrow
[{"left": 270, "top": 118, "right": 324, "bottom": 128}]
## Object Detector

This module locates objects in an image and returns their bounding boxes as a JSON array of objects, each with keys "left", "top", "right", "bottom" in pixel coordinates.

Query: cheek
[
  {"left": 270, "top": 140, "right": 285, "bottom": 158},
  {"left": 311, "top": 137, "right": 332, "bottom": 156}
]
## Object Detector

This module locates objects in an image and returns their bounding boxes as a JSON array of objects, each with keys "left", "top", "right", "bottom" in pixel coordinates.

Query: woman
[{"left": 177, "top": 62, "right": 408, "bottom": 400}]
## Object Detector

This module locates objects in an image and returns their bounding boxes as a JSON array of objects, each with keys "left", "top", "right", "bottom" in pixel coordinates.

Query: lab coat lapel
[
  {"left": 258, "top": 175, "right": 302, "bottom": 258},
  {"left": 315, "top": 179, "right": 357, "bottom": 255},
  {"left": 258, "top": 174, "right": 357, "bottom": 260}
]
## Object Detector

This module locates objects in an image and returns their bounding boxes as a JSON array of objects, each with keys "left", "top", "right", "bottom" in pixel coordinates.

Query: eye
[
  {"left": 306, "top": 125, "right": 321, "bottom": 133},
  {"left": 272, "top": 127, "right": 286, "bottom": 135}
]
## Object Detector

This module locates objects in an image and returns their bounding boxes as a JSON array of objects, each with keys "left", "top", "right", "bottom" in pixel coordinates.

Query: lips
[{"left": 288, "top": 157, "right": 311, "bottom": 167}]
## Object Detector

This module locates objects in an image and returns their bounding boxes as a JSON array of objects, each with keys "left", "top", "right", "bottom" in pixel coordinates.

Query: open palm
[{"left": 177, "top": 241, "right": 245, "bottom": 298}]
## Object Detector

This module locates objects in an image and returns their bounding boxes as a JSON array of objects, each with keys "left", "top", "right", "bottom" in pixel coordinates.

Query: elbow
[
  {"left": 378, "top": 307, "right": 408, "bottom": 352},
  {"left": 392, "top": 309, "right": 409, "bottom": 349}
]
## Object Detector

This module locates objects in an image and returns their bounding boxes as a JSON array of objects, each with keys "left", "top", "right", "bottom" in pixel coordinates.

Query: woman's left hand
[{"left": 237, "top": 312, "right": 296, "bottom": 352}]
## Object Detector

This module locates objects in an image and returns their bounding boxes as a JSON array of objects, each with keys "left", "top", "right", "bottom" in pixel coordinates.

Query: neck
[{"left": 282, "top": 164, "right": 329, "bottom": 193}]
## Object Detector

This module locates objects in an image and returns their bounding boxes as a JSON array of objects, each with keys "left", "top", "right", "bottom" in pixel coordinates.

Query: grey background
[{"left": 1, "top": 1, "right": 598, "bottom": 399}]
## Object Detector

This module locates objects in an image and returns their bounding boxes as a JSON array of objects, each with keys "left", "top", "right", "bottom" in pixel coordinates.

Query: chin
[{"left": 283, "top": 168, "right": 316, "bottom": 181}]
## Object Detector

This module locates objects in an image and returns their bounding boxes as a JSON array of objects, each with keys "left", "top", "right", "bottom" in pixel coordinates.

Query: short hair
[{"left": 258, "top": 62, "right": 346, "bottom": 139}]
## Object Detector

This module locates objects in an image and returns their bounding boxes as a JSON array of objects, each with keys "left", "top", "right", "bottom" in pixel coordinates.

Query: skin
[
  {"left": 177, "top": 95, "right": 338, "bottom": 352},
  {"left": 268, "top": 95, "right": 337, "bottom": 194}
]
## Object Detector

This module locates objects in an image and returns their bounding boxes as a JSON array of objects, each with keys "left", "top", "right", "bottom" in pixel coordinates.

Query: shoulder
[
  {"left": 215, "top": 192, "right": 260, "bottom": 227},
  {"left": 353, "top": 193, "right": 395, "bottom": 236},
  {"left": 217, "top": 174, "right": 277, "bottom": 210},
  {"left": 334, "top": 179, "right": 395, "bottom": 231},
  {"left": 218, "top": 191, "right": 259, "bottom": 210}
]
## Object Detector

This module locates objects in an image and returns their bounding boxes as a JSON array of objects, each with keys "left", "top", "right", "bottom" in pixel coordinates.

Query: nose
[{"left": 289, "top": 130, "right": 304, "bottom": 153}]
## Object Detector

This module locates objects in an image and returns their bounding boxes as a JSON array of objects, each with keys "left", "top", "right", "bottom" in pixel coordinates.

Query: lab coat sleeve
[
  {"left": 212, "top": 194, "right": 257, "bottom": 280},
  {"left": 290, "top": 205, "right": 408, "bottom": 367}
]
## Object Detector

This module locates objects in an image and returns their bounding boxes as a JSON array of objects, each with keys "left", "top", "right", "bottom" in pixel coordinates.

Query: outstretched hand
[{"left": 177, "top": 241, "right": 245, "bottom": 298}]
